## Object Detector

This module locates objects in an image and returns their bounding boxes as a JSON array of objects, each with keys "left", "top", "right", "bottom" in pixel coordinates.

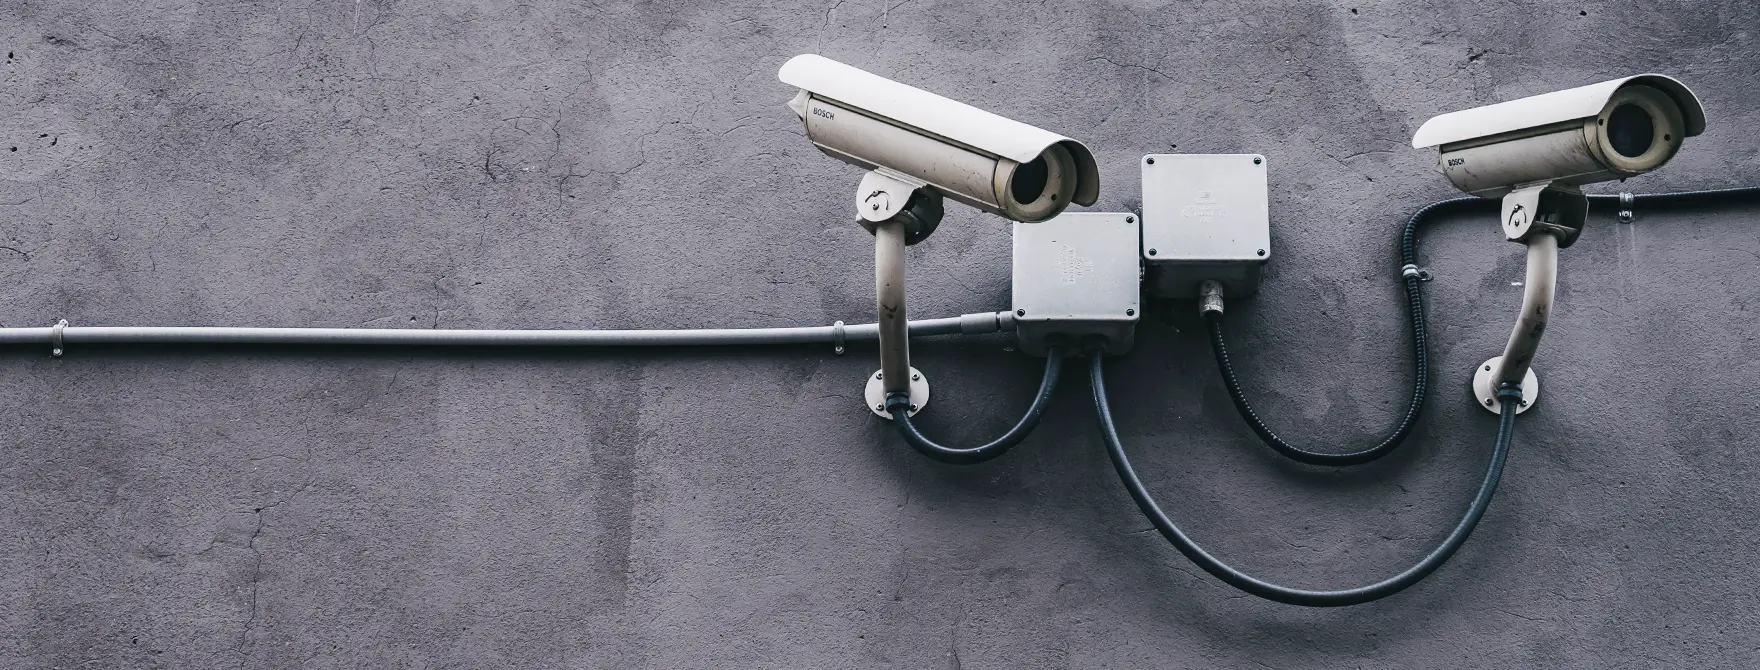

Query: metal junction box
[
  {"left": 1011, "top": 212, "right": 1141, "bottom": 356},
  {"left": 1141, "top": 154, "right": 1270, "bottom": 298}
]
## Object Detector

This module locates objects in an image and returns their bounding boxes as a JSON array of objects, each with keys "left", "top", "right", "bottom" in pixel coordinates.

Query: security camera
[
  {"left": 778, "top": 54, "right": 1099, "bottom": 224},
  {"left": 1412, "top": 74, "right": 1706, "bottom": 199},
  {"left": 1412, "top": 74, "right": 1709, "bottom": 416},
  {"left": 778, "top": 54, "right": 1102, "bottom": 420}
]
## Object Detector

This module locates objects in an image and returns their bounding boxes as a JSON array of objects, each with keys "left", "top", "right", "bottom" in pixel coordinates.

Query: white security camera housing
[
  {"left": 1412, "top": 75, "right": 1706, "bottom": 198},
  {"left": 778, "top": 54, "right": 1099, "bottom": 223}
]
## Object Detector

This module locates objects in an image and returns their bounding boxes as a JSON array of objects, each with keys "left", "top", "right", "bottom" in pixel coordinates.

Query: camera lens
[
  {"left": 1009, "top": 155, "right": 1049, "bottom": 204},
  {"left": 1606, "top": 103, "right": 1654, "bottom": 158}
]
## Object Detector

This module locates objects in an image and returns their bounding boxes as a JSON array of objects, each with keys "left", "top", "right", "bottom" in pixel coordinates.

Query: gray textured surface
[{"left": 1, "top": 0, "right": 1758, "bottom": 667}]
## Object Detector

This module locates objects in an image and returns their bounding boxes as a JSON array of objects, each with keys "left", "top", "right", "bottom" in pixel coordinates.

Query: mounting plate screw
[
  {"left": 1016, "top": 309, "right": 1025, "bottom": 317},
  {"left": 1256, "top": 249, "right": 1266, "bottom": 256},
  {"left": 1485, "top": 399, "right": 1493, "bottom": 406},
  {"left": 1147, "top": 248, "right": 1157, "bottom": 256},
  {"left": 911, "top": 373, "right": 920, "bottom": 381},
  {"left": 909, "top": 404, "right": 918, "bottom": 412},
  {"left": 1484, "top": 365, "right": 1492, "bottom": 371},
  {"left": 1145, "top": 157, "right": 1155, "bottom": 165},
  {"left": 1253, "top": 157, "right": 1263, "bottom": 165},
  {"left": 1125, "top": 216, "right": 1135, "bottom": 223},
  {"left": 1126, "top": 309, "right": 1135, "bottom": 316},
  {"left": 877, "top": 404, "right": 885, "bottom": 411}
]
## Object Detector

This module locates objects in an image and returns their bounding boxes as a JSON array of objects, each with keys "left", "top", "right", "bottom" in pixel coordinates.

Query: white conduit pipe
[{"left": 0, "top": 312, "right": 1015, "bottom": 351}]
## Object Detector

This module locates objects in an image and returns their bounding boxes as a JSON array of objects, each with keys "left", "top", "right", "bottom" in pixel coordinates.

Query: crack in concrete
[
  {"left": 236, "top": 509, "right": 267, "bottom": 667},
  {"left": 947, "top": 609, "right": 963, "bottom": 670},
  {"left": 1087, "top": 55, "right": 1173, "bottom": 80},
  {"left": 232, "top": 472, "right": 316, "bottom": 664},
  {"left": 1494, "top": 607, "right": 1547, "bottom": 622},
  {"left": 819, "top": 0, "right": 849, "bottom": 49},
  {"left": 1337, "top": 149, "right": 1394, "bottom": 161}
]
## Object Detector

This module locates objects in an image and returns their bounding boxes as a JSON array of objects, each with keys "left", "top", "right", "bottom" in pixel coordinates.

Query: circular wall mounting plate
[
  {"left": 1472, "top": 356, "right": 1539, "bottom": 414},
  {"left": 865, "top": 367, "right": 929, "bottom": 419}
]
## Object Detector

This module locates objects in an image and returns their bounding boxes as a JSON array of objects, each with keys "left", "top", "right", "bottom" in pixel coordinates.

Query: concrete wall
[{"left": 2, "top": 0, "right": 1757, "bottom": 667}]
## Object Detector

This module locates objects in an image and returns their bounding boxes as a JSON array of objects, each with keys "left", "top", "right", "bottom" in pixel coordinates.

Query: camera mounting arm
[
  {"left": 858, "top": 169, "right": 943, "bottom": 419},
  {"left": 1472, "top": 182, "right": 1586, "bottom": 414}
]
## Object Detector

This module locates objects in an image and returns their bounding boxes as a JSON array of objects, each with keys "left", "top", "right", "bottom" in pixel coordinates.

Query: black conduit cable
[
  {"left": 1091, "top": 354, "right": 1522, "bottom": 607},
  {"left": 1207, "top": 308, "right": 1419, "bottom": 466},
  {"left": 1204, "top": 196, "right": 1490, "bottom": 466},
  {"left": 885, "top": 347, "right": 1063, "bottom": 465},
  {"left": 1205, "top": 186, "right": 1760, "bottom": 468}
]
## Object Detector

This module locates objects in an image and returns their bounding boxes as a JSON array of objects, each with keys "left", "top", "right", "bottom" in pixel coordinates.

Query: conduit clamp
[
  {"left": 1618, "top": 192, "right": 1636, "bottom": 223},
  {"left": 1401, "top": 264, "right": 1433, "bottom": 282},
  {"left": 832, "top": 320, "right": 846, "bottom": 355},
  {"left": 50, "top": 319, "right": 67, "bottom": 357}
]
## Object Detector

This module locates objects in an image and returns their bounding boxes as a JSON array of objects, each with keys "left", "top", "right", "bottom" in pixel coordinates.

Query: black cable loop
[
  {"left": 1099, "top": 186, "right": 1754, "bottom": 604},
  {"left": 1205, "top": 196, "right": 1488, "bottom": 466},
  {"left": 1205, "top": 186, "right": 1758, "bottom": 468},
  {"left": 1091, "top": 355, "right": 1522, "bottom": 607},
  {"left": 885, "top": 346, "right": 1063, "bottom": 465},
  {"left": 1206, "top": 307, "right": 1422, "bottom": 466}
]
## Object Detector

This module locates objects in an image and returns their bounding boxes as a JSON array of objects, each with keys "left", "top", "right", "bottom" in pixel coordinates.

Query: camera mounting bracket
[
  {"left": 859, "top": 169, "right": 943, "bottom": 419},
  {"left": 1501, "top": 181, "right": 1587, "bottom": 248},
  {"left": 856, "top": 168, "right": 944, "bottom": 246},
  {"left": 1472, "top": 185, "right": 1577, "bottom": 414}
]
